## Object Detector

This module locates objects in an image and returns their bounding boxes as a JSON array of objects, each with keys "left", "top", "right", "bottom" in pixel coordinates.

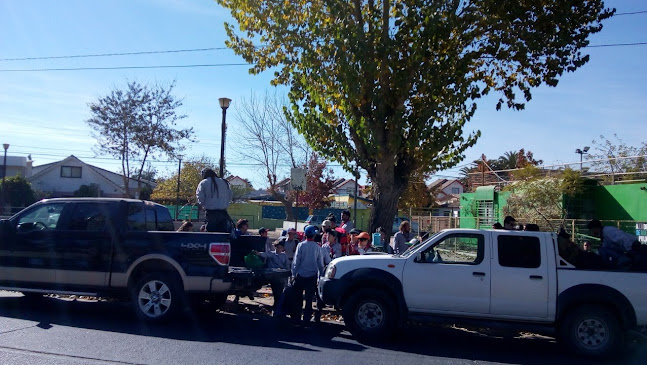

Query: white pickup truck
[{"left": 318, "top": 228, "right": 646, "bottom": 357}]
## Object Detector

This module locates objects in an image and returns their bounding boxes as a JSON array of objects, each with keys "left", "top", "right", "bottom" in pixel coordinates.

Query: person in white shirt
[
  {"left": 196, "top": 168, "right": 233, "bottom": 233},
  {"left": 291, "top": 225, "right": 324, "bottom": 323},
  {"left": 341, "top": 210, "right": 355, "bottom": 232}
]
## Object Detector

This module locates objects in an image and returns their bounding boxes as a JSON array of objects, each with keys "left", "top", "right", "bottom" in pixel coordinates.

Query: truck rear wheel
[
  {"left": 342, "top": 288, "right": 395, "bottom": 342},
  {"left": 559, "top": 305, "right": 623, "bottom": 357},
  {"left": 130, "top": 272, "right": 184, "bottom": 322}
]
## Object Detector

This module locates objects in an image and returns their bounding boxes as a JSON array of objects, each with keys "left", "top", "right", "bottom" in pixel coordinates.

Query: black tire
[
  {"left": 130, "top": 272, "right": 184, "bottom": 323},
  {"left": 342, "top": 288, "right": 396, "bottom": 342},
  {"left": 559, "top": 305, "right": 624, "bottom": 358}
]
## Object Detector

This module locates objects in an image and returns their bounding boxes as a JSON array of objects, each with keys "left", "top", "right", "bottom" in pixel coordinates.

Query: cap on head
[
  {"left": 357, "top": 232, "right": 370, "bottom": 240},
  {"left": 258, "top": 227, "right": 268, "bottom": 234},
  {"left": 287, "top": 227, "right": 296, "bottom": 233},
  {"left": 304, "top": 225, "right": 318, "bottom": 238},
  {"left": 587, "top": 219, "right": 602, "bottom": 229},
  {"left": 322, "top": 220, "right": 333, "bottom": 229},
  {"left": 349, "top": 228, "right": 362, "bottom": 235}
]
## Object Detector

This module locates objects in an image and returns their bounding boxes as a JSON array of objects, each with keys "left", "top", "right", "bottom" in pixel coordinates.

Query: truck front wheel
[
  {"left": 342, "top": 288, "right": 396, "bottom": 342},
  {"left": 130, "top": 272, "right": 184, "bottom": 322},
  {"left": 559, "top": 305, "right": 623, "bottom": 357}
]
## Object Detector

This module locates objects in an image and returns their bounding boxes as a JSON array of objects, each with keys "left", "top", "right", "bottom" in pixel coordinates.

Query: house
[
  {"left": 428, "top": 179, "right": 464, "bottom": 199},
  {"left": 427, "top": 179, "right": 464, "bottom": 216},
  {"left": 1, "top": 155, "right": 33, "bottom": 178},
  {"left": 28, "top": 155, "right": 156, "bottom": 198},
  {"left": 332, "top": 178, "right": 358, "bottom": 195},
  {"left": 226, "top": 175, "right": 252, "bottom": 189},
  {"left": 275, "top": 177, "right": 292, "bottom": 194}
]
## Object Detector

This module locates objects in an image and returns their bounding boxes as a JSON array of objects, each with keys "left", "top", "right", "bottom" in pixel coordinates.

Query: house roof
[
  {"left": 276, "top": 178, "right": 291, "bottom": 187},
  {"left": 28, "top": 155, "right": 157, "bottom": 194},
  {"left": 428, "top": 179, "right": 448, "bottom": 191},
  {"left": 333, "top": 179, "right": 356, "bottom": 189}
]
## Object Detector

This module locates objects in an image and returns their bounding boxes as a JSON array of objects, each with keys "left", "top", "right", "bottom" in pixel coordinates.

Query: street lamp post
[
  {"left": 218, "top": 97, "right": 232, "bottom": 178},
  {"left": 1, "top": 144, "right": 9, "bottom": 214},
  {"left": 575, "top": 146, "right": 590, "bottom": 171},
  {"left": 175, "top": 155, "right": 184, "bottom": 220}
]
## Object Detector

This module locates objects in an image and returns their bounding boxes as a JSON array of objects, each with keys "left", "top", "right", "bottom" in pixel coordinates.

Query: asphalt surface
[{"left": 0, "top": 291, "right": 645, "bottom": 365}]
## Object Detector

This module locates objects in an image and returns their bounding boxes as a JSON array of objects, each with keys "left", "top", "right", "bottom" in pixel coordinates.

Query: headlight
[{"left": 325, "top": 264, "right": 336, "bottom": 279}]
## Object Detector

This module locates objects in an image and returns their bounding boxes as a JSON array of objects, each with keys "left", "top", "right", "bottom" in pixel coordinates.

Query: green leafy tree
[
  {"left": 86, "top": 80, "right": 194, "bottom": 198},
  {"left": 218, "top": 0, "right": 613, "bottom": 233},
  {"left": 503, "top": 166, "right": 584, "bottom": 230},
  {"left": 398, "top": 170, "right": 436, "bottom": 209},
  {"left": 151, "top": 155, "right": 223, "bottom": 205},
  {"left": 1, "top": 176, "right": 36, "bottom": 211}
]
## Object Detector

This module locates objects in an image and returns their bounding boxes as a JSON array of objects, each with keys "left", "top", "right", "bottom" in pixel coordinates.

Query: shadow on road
[{"left": 0, "top": 293, "right": 644, "bottom": 364}]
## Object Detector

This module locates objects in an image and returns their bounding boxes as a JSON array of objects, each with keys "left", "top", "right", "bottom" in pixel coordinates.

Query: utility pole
[
  {"left": 1, "top": 144, "right": 9, "bottom": 215},
  {"left": 175, "top": 155, "right": 183, "bottom": 220},
  {"left": 353, "top": 165, "right": 359, "bottom": 227}
]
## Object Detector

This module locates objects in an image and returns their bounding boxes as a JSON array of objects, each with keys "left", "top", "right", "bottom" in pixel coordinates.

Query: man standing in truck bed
[{"left": 196, "top": 168, "right": 233, "bottom": 233}]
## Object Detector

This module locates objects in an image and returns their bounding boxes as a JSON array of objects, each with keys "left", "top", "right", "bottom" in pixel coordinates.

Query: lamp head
[
  {"left": 583, "top": 146, "right": 590, "bottom": 153},
  {"left": 2, "top": 143, "right": 8, "bottom": 151},
  {"left": 219, "top": 97, "right": 232, "bottom": 110},
  {"left": 575, "top": 149, "right": 582, "bottom": 154}
]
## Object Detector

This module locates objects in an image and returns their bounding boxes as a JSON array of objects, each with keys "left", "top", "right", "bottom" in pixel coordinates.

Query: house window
[
  {"left": 451, "top": 187, "right": 460, "bottom": 194},
  {"left": 61, "top": 166, "right": 82, "bottom": 178}
]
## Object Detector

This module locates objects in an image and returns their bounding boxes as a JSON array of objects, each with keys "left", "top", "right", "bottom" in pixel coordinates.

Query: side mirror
[
  {"left": 0, "top": 219, "right": 16, "bottom": 240},
  {"left": 17, "top": 222, "right": 34, "bottom": 232}
]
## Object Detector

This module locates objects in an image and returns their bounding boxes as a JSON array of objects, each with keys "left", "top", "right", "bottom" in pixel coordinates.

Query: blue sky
[{"left": 1, "top": 0, "right": 645, "bottom": 188}]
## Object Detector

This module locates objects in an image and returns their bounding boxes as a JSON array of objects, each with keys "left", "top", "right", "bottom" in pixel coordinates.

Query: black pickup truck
[{"left": 0, "top": 198, "right": 288, "bottom": 321}]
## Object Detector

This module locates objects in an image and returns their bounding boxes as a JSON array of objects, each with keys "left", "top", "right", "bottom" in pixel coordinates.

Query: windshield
[{"left": 400, "top": 231, "right": 442, "bottom": 257}]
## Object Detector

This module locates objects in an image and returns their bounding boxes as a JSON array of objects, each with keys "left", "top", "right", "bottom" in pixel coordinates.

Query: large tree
[
  {"left": 232, "top": 91, "right": 309, "bottom": 220},
  {"left": 217, "top": 0, "right": 613, "bottom": 234},
  {"left": 86, "top": 80, "right": 194, "bottom": 198}
]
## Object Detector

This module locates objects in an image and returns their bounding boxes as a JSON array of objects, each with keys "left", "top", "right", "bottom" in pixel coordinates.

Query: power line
[
  {"left": 0, "top": 63, "right": 250, "bottom": 72},
  {"left": 614, "top": 10, "right": 647, "bottom": 16},
  {"left": 587, "top": 41, "right": 647, "bottom": 48},
  {"left": 0, "top": 47, "right": 230, "bottom": 62},
  {"left": 0, "top": 40, "right": 645, "bottom": 72}
]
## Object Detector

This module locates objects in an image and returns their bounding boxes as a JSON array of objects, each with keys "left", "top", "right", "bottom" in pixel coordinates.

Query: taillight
[{"left": 209, "top": 243, "right": 230, "bottom": 265}]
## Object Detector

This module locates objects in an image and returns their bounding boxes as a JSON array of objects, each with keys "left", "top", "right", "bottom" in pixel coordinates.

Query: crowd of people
[{"left": 493, "top": 215, "right": 646, "bottom": 271}]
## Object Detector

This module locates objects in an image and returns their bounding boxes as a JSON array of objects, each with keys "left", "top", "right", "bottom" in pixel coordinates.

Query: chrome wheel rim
[
  {"left": 575, "top": 317, "right": 609, "bottom": 350},
  {"left": 356, "top": 300, "right": 384, "bottom": 330},
  {"left": 138, "top": 280, "right": 172, "bottom": 318}
]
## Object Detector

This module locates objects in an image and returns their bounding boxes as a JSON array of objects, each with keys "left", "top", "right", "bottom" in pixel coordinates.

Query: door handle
[
  {"left": 472, "top": 272, "right": 486, "bottom": 277},
  {"left": 530, "top": 275, "right": 543, "bottom": 280}
]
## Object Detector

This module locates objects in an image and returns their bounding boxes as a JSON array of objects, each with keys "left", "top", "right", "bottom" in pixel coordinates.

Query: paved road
[{"left": 0, "top": 291, "right": 644, "bottom": 365}]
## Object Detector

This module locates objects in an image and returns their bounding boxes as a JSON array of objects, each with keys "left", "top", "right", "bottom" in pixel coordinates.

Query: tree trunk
[
  {"left": 269, "top": 189, "right": 295, "bottom": 221},
  {"left": 368, "top": 163, "right": 407, "bottom": 237}
]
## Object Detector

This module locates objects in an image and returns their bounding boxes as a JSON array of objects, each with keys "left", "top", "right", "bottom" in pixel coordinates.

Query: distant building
[
  {"left": 332, "top": 178, "right": 358, "bottom": 195},
  {"left": 1, "top": 155, "right": 33, "bottom": 178},
  {"left": 226, "top": 175, "right": 253, "bottom": 189},
  {"left": 28, "top": 155, "right": 156, "bottom": 198},
  {"left": 428, "top": 179, "right": 464, "bottom": 217}
]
